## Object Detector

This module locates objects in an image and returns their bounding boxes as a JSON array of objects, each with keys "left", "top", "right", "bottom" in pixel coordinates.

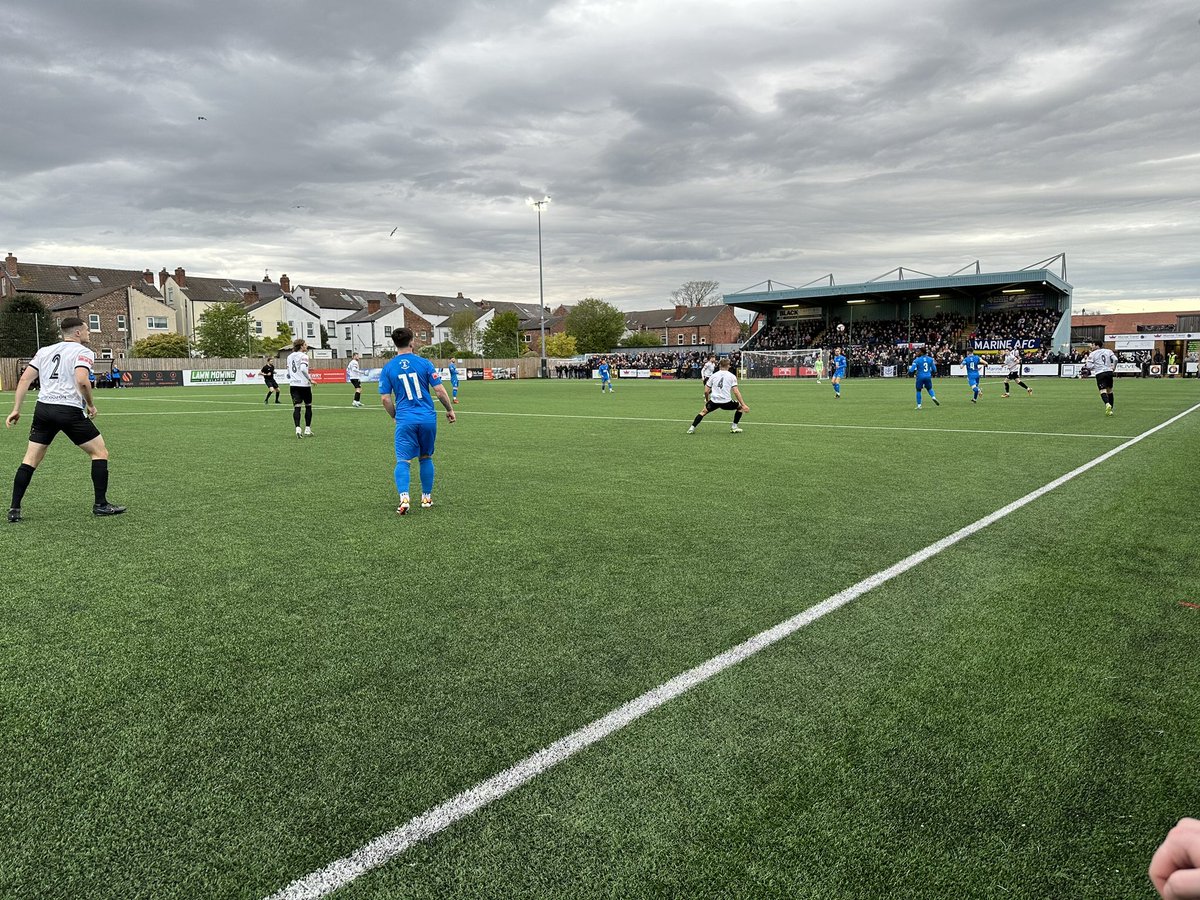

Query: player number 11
[{"left": 399, "top": 372, "right": 423, "bottom": 400}]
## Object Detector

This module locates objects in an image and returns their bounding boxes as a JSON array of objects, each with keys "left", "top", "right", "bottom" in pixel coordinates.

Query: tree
[
  {"left": 738, "top": 321, "right": 751, "bottom": 342},
  {"left": 0, "top": 294, "right": 56, "bottom": 357},
  {"left": 261, "top": 322, "right": 294, "bottom": 354},
  {"left": 544, "top": 332, "right": 578, "bottom": 358},
  {"left": 481, "top": 310, "right": 521, "bottom": 358},
  {"left": 194, "top": 302, "right": 254, "bottom": 358},
  {"left": 423, "top": 339, "right": 458, "bottom": 359},
  {"left": 619, "top": 330, "right": 662, "bottom": 349},
  {"left": 130, "top": 332, "right": 191, "bottom": 358},
  {"left": 447, "top": 311, "right": 480, "bottom": 354},
  {"left": 672, "top": 280, "right": 721, "bottom": 307},
  {"left": 564, "top": 297, "right": 626, "bottom": 353},
  {"left": 319, "top": 324, "right": 330, "bottom": 349}
]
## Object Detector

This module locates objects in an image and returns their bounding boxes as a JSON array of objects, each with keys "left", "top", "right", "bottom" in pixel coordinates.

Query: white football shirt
[
  {"left": 1086, "top": 348, "right": 1117, "bottom": 374},
  {"left": 346, "top": 359, "right": 362, "bottom": 380},
  {"left": 30, "top": 340, "right": 94, "bottom": 408},
  {"left": 708, "top": 370, "right": 738, "bottom": 403},
  {"left": 287, "top": 351, "right": 313, "bottom": 386},
  {"left": 1004, "top": 350, "right": 1021, "bottom": 371},
  {"left": 701, "top": 361, "right": 715, "bottom": 383}
]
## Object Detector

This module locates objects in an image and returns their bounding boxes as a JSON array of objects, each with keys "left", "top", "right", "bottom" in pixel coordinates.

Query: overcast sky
[{"left": 3, "top": 0, "right": 1198, "bottom": 314}]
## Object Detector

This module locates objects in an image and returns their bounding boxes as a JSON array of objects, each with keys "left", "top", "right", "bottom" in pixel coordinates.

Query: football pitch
[{"left": 2, "top": 376, "right": 1198, "bottom": 899}]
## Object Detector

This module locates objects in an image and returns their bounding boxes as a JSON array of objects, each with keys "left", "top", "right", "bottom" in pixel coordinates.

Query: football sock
[
  {"left": 452, "top": 387, "right": 458, "bottom": 399},
  {"left": 916, "top": 389, "right": 922, "bottom": 404},
  {"left": 419, "top": 457, "right": 434, "bottom": 494},
  {"left": 691, "top": 414, "right": 704, "bottom": 428},
  {"left": 304, "top": 405, "right": 313, "bottom": 427},
  {"left": 394, "top": 460, "right": 412, "bottom": 495},
  {"left": 354, "top": 389, "right": 361, "bottom": 403},
  {"left": 1018, "top": 380, "right": 1029, "bottom": 390},
  {"left": 834, "top": 385, "right": 840, "bottom": 395},
  {"left": 11, "top": 463, "right": 35, "bottom": 509},
  {"left": 293, "top": 406, "right": 302, "bottom": 427},
  {"left": 265, "top": 391, "right": 272, "bottom": 403},
  {"left": 91, "top": 459, "right": 109, "bottom": 505},
  {"left": 733, "top": 410, "right": 743, "bottom": 424}
]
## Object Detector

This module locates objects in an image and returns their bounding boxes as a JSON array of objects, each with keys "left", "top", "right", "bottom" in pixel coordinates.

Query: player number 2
[{"left": 399, "top": 373, "right": 423, "bottom": 400}]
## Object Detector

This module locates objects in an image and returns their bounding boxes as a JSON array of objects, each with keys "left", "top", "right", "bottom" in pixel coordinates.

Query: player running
[
  {"left": 347, "top": 352, "right": 364, "bottom": 407},
  {"left": 260, "top": 355, "right": 281, "bottom": 404},
  {"left": 962, "top": 350, "right": 985, "bottom": 403},
  {"left": 379, "top": 327, "right": 456, "bottom": 514},
  {"left": 1084, "top": 339, "right": 1118, "bottom": 416},
  {"left": 687, "top": 359, "right": 749, "bottom": 434},
  {"left": 448, "top": 358, "right": 460, "bottom": 404},
  {"left": 1002, "top": 348, "right": 1033, "bottom": 397},
  {"left": 287, "top": 339, "right": 316, "bottom": 437},
  {"left": 597, "top": 360, "right": 614, "bottom": 393},
  {"left": 908, "top": 351, "right": 940, "bottom": 409},
  {"left": 5, "top": 316, "right": 126, "bottom": 522},
  {"left": 831, "top": 348, "right": 847, "bottom": 398},
  {"left": 700, "top": 355, "right": 716, "bottom": 394}
]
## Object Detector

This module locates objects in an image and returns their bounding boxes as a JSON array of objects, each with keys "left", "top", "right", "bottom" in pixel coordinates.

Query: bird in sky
[
  {"left": 390, "top": 227, "right": 398, "bottom": 236},
  {"left": 197, "top": 116, "right": 207, "bottom": 120}
]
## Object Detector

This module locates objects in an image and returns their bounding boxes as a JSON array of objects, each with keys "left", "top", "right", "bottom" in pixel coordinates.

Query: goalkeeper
[{"left": 687, "top": 358, "right": 750, "bottom": 434}]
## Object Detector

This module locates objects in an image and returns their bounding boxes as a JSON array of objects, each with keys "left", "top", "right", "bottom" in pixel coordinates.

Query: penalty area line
[{"left": 263, "top": 398, "right": 1200, "bottom": 900}]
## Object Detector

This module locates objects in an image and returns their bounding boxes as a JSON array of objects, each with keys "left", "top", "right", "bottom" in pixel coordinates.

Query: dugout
[{"left": 725, "top": 256, "right": 1073, "bottom": 356}]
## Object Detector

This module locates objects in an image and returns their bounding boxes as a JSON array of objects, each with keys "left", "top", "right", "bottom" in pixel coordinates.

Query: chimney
[
  {"left": 367, "top": 297, "right": 381, "bottom": 314},
  {"left": 279, "top": 273, "right": 290, "bottom": 293},
  {"left": 243, "top": 284, "right": 259, "bottom": 304},
  {"left": 174, "top": 267, "right": 186, "bottom": 287},
  {"left": 159, "top": 267, "right": 169, "bottom": 289},
  {"left": 142, "top": 269, "right": 154, "bottom": 286},
  {"left": 674, "top": 304, "right": 687, "bottom": 320},
  {"left": 4, "top": 252, "right": 16, "bottom": 278},
  {"left": 457, "top": 292, "right": 464, "bottom": 299},
  {"left": 386, "top": 292, "right": 396, "bottom": 302}
]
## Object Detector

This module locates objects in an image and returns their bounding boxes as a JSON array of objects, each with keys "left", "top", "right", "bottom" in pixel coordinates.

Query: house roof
[
  {"left": 298, "top": 284, "right": 389, "bottom": 311},
  {"left": 5, "top": 261, "right": 162, "bottom": 299},
  {"left": 177, "top": 275, "right": 252, "bottom": 304},
  {"left": 399, "top": 292, "right": 480, "bottom": 318},
  {"left": 339, "top": 302, "right": 407, "bottom": 324},
  {"left": 625, "top": 306, "right": 729, "bottom": 330},
  {"left": 48, "top": 283, "right": 170, "bottom": 312}
]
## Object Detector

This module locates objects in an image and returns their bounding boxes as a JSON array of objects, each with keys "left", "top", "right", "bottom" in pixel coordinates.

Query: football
[{"left": 836, "top": 323, "right": 845, "bottom": 332}]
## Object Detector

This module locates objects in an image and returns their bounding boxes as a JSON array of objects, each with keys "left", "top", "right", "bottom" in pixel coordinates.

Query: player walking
[
  {"left": 1085, "top": 339, "right": 1118, "bottom": 416},
  {"left": 347, "top": 352, "right": 364, "bottom": 407},
  {"left": 1002, "top": 348, "right": 1033, "bottom": 397},
  {"left": 687, "top": 359, "right": 749, "bottom": 433},
  {"left": 831, "top": 348, "right": 847, "bottom": 398},
  {"left": 908, "top": 351, "right": 940, "bottom": 409},
  {"left": 287, "top": 339, "right": 315, "bottom": 437},
  {"left": 261, "top": 356, "right": 281, "bottom": 404},
  {"left": 379, "top": 327, "right": 456, "bottom": 514},
  {"left": 5, "top": 316, "right": 126, "bottom": 522},
  {"left": 598, "top": 360, "right": 614, "bottom": 393},
  {"left": 700, "top": 355, "right": 716, "bottom": 393},
  {"left": 448, "top": 358, "right": 460, "bottom": 404},
  {"left": 814, "top": 353, "right": 825, "bottom": 383},
  {"left": 963, "top": 350, "right": 985, "bottom": 403}
]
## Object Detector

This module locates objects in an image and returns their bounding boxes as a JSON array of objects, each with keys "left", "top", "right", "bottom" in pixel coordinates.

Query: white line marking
[
  {"left": 459, "top": 410, "right": 1134, "bottom": 441},
  {"left": 265, "top": 400, "right": 1200, "bottom": 900}
]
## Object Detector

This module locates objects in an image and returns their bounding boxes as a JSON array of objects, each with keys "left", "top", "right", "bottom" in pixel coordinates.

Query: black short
[
  {"left": 350, "top": 379, "right": 361, "bottom": 389},
  {"left": 29, "top": 402, "right": 101, "bottom": 447},
  {"left": 264, "top": 376, "right": 278, "bottom": 389},
  {"left": 706, "top": 400, "right": 740, "bottom": 412},
  {"left": 290, "top": 386, "right": 313, "bottom": 405},
  {"left": 1095, "top": 371, "right": 1114, "bottom": 391},
  {"left": 1007, "top": 370, "right": 1020, "bottom": 380}
]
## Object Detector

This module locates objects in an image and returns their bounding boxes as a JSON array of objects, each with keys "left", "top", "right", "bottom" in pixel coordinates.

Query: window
[
  {"left": 89, "top": 314, "right": 101, "bottom": 331},
  {"left": 327, "top": 320, "right": 335, "bottom": 332},
  {"left": 288, "top": 320, "right": 295, "bottom": 333},
  {"left": 88, "top": 275, "right": 101, "bottom": 284},
  {"left": 147, "top": 316, "right": 168, "bottom": 330},
  {"left": 677, "top": 334, "right": 685, "bottom": 345},
  {"left": 383, "top": 325, "right": 393, "bottom": 337},
  {"left": 100, "top": 349, "right": 113, "bottom": 359},
  {"left": 254, "top": 320, "right": 263, "bottom": 335},
  {"left": 691, "top": 333, "right": 698, "bottom": 345},
  {"left": 660, "top": 333, "right": 668, "bottom": 345},
  {"left": 306, "top": 322, "right": 315, "bottom": 338},
  {"left": 420, "top": 331, "right": 427, "bottom": 340},
  {"left": 344, "top": 326, "right": 351, "bottom": 340},
  {"left": 116, "top": 314, "right": 127, "bottom": 331},
  {"left": 522, "top": 333, "right": 531, "bottom": 343}
]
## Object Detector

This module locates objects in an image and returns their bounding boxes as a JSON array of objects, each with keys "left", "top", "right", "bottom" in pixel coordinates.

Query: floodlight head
[{"left": 526, "top": 195, "right": 551, "bottom": 210}]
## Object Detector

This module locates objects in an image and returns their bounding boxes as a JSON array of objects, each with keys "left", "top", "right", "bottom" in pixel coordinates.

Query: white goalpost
[{"left": 739, "top": 348, "right": 828, "bottom": 380}]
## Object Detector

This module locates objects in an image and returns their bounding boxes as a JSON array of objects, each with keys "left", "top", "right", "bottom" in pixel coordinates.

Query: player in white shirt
[
  {"left": 700, "top": 355, "right": 716, "bottom": 394},
  {"left": 1084, "top": 339, "right": 1118, "bottom": 416},
  {"left": 1001, "top": 348, "right": 1033, "bottom": 397},
  {"left": 4, "top": 316, "right": 126, "bottom": 522},
  {"left": 287, "top": 339, "right": 316, "bottom": 437},
  {"left": 346, "top": 352, "right": 364, "bottom": 407},
  {"left": 687, "top": 358, "right": 749, "bottom": 434}
]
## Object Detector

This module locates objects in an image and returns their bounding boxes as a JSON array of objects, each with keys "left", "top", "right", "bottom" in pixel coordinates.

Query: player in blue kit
[
  {"left": 962, "top": 350, "right": 985, "bottom": 403},
  {"left": 908, "top": 352, "right": 940, "bottom": 409},
  {"left": 448, "top": 358, "right": 460, "bottom": 404},
  {"left": 598, "top": 360, "right": 614, "bottom": 393},
  {"left": 831, "top": 348, "right": 847, "bottom": 398},
  {"left": 379, "top": 328, "right": 456, "bottom": 515}
]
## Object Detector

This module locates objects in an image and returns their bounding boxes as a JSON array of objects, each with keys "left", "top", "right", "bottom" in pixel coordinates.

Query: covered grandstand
[{"left": 726, "top": 256, "right": 1073, "bottom": 367}]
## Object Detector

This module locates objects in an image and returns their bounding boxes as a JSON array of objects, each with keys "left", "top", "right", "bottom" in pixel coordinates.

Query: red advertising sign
[{"left": 311, "top": 369, "right": 349, "bottom": 384}]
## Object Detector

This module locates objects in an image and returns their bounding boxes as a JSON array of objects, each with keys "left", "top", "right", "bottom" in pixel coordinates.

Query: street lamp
[{"left": 527, "top": 196, "right": 551, "bottom": 378}]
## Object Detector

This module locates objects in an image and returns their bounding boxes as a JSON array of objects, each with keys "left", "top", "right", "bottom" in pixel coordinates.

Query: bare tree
[{"left": 671, "top": 280, "right": 722, "bottom": 307}]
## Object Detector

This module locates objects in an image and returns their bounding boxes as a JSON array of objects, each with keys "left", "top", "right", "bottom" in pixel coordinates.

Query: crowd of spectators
[
  {"left": 744, "top": 320, "right": 823, "bottom": 351},
  {"left": 560, "top": 350, "right": 743, "bottom": 379},
  {"left": 969, "top": 309, "right": 1060, "bottom": 345}
]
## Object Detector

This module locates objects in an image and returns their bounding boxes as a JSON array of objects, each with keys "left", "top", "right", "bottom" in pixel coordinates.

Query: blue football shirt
[{"left": 379, "top": 353, "right": 442, "bottom": 420}]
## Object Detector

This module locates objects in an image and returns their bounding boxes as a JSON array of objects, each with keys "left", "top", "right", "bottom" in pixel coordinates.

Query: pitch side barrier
[{"left": 168, "top": 366, "right": 519, "bottom": 387}]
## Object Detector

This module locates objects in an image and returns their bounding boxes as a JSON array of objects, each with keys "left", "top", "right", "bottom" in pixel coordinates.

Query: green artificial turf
[{"left": 1, "top": 376, "right": 1196, "bottom": 899}]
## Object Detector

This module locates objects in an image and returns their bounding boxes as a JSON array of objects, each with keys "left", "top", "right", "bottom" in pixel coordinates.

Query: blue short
[
  {"left": 834, "top": 369, "right": 846, "bottom": 379},
  {"left": 916, "top": 376, "right": 934, "bottom": 392},
  {"left": 394, "top": 417, "right": 437, "bottom": 460},
  {"left": 967, "top": 374, "right": 981, "bottom": 387}
]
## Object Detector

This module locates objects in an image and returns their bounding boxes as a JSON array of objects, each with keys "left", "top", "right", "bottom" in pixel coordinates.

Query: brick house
[
  {"left": 339, "top": 299, "right": 434, "bottom": 356},
  {"left": 623, "top": 304, "right": 742, "bottom": 349}
]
